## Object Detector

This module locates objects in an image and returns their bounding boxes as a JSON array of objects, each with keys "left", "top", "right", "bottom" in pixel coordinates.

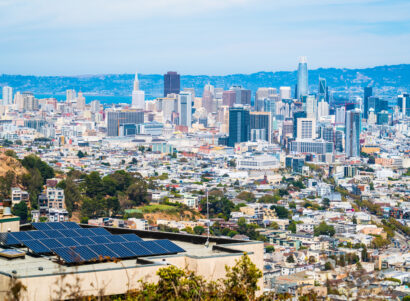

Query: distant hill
[{"left": 1, "top": 64, "right": 409, "bottom": 99}]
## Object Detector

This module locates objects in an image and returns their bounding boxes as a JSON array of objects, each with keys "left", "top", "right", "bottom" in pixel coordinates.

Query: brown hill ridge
[{"left": 0, "top": 152, "right": 28, "bottom": 178}]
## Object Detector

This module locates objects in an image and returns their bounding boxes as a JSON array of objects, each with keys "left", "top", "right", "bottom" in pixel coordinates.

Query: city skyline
[{"left": 0, "top": 0, "right": 409, "bottom": 75}]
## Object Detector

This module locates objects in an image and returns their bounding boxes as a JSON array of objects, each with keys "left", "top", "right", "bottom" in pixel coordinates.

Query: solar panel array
[{"left": 0, "top": 222, "right": 185, "bottom": 264}]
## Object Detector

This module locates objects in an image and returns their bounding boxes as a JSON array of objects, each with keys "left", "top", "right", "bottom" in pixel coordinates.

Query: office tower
[
  {"left": 202, "top": 84, "right": 214, "bottom": 113},
  {"left": 22, "top": 92, "right": 39, "bottom": 111},
  {"left": 2, "top": 86, "right": 13, "bottom": 105},
  {"left": 297, "top": 56, "right": 308, "bottom": 99},
  {"left": 90, "top": 100, "right": 100, "bottom": 113},
  {"left": 14, "top": 92, "right": 24, "bottom": 110},
  {"left": 345, "top": 109, "right": 361, "bottom": 158},
  {"left": 132, "top": 73, "right": 145, "bottom": 110},
  {"left": 222, "top": 90, "right": 236, "bottom": 107},
  {"left": 375, "top": 98, "right": 388, "bottom": 113},
  {"left": 230, "top": 86, "right": 251, "bottom": 105},
  {"left": 377, "top": 111, "right": 389, "bottom": 125},
  {"left": 282, "top": 119, "right": 293, "bottom": 142},
  {"left": 398, "top": 94, "right": 410, "bottom": 117},
  {"left": 183, "top": 88, "right": 195, "bottom": 99},
  {"left": 335, "top": 106, "right": 346, "bottom": 125},
  {"left": 296, "top": 118, "right": 316, "bottom": 140},
  {"left": 178, "top": 92, "right": 192, "bottom": 127},
  {"left": 161, "top": 97, "right": 176, "bottom": 123},
  {"left": 66, "top": 89, "right": 76, "bottom": 103},
  {"left": 322, "top": 125, "right": 334, "bottom": 142},
  {"left": 318, "top": 78, "right": 327, "bottom": 102},
  {"left": 107, "top": 110, "right": 144, "bottom": 136},
  {"left": 77, "top": 92, "right": 86, "bottom": 111},
  {"left": 250, "top": 112, "right": 271, "bottom": 142},
  {"left": 228, "top": 106, "right": 250, "bottom": 147},
  {"left": 293, "top": 111, "right": 306, "bottom": 138},
  {"left": 317, "top": 100, "right": 329, "bottom": 119},
  {"left": 367, "top": 108, "right": 376, "bottom": 125},
  {"left": 335, "top": 130, "right": 344, "bottom": 152},
  {"left": 305, "top": 95, "right": 317, "bottom": 119},
  {"left": 363, "top": 87, "right": 372, "bottom": 118},
  {"left": 164, "top": 71, "right": 180, "bottom": 96},
  {"left": 280, "top": 87, "right": 292, "bottom": 100}
]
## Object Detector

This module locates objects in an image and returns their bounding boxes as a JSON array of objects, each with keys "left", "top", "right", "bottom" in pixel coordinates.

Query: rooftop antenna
[{"left": 205, "top": 187, "right": 210, "bottom": 248}]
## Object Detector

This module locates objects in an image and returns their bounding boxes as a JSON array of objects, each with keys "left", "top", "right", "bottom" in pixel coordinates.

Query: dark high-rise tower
[
  {"left": 164, "top": 71, "right": 180, "bottom": 97},
  {"left": 363, "top": 87, "right": 372, "bottom": 119},
  {"left": 228, "top": 106, "right": 250, "bottom": 147}
]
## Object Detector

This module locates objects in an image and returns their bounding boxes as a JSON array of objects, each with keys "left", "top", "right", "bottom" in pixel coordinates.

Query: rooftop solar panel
[
  {"left": 121, "top": 242, "right": 152, "bottom": 256},
  {"left": 0, "top": 233, "right": 20, "bottom": 246},
  {"left": 12, "top": 231, "right": 33, "bottom": 242},
  {"left": 105, "top": 235, "right": 127, "bottom": 243},
  {"left": 61, "top": 222, "right": 81, "bottom": 229},
  {"left": 47, "top": 222, "right": 67, "bottom": 230},
  {"left": 71, "top": 246, "right": 99, "bottom": 261},
  {"left": 140, "top": 241, "right": 168, "bottom": 255},
  {"left": 120, "top": 234, "right": 143, "bottom": 242},
  {"left": 41, "top": 238, "right": 64, "bottom": 249},
  {"left": 23, "top": 240, "right": 50, "bottom": 254},
  {"left": 59, "top": 229, "right": 82, "bottom": 238},
  {"left": 57, "top": 237, "right": 80, "bottom": 247},
  {"left": 73, "top": 237, "right": 95, "bottom": 246},
  {"left": 104, "top": 243, "right": 135, "bottom": 258},
  {"left": 40, "top": 230, "right": 65, "bottom": 238},
  {"left": 91, "top": 244, "right": 118, "bottom": 259},
  {"left": 53, "top": 247, "right": 82, "bottom": 264},
  {"left": 154, "top": 239, "right": 186, "bottom": 253},
  {"left": 32, "top": 222, "right": 52, "bottom": 231},
  {"left": 88, "top": 228, "right": 111, "bottom": 236},
  {"left": 26, "top": 231, "right": 44, "bottom": 240},
  {"left": 75, "top": 228, "right": 96, "bottom": 237},
  {"left": 89, "top": 236, "right": 112, "bottom": 244}
]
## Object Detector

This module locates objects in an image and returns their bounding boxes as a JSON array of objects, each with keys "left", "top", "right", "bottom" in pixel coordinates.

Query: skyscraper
[
  {"left": 66, "top": 89, "right": 76, "bottom": 103},
  {"left": 164, "top": 71, "right": 180, "bottom": 97},
  {"left": 222, "top": 90, "right": 236, "bottom": 107},
  {"left": 2, "top": 86, "right": 13, "bottom": 105},
  {"left": 132, "top": 72, "right": 145, "bottom": 110},
  {"left": 335, "top": 106, "right": 346, "bottom": 125},
  {"left": 202, "top": 84, "right": 214, "bottom": 113},
  {"left": 77, "top": 92, "right": 86, "bottom": 111},
  {"left": 107, "top": 110, "right": 144, "bottom": 136},
  {"left": 279, "top": 87, "right": 291, "bottom": 100},
  {"left": 297, "top": 57, "right": 308, "bottom": 99},
  {"left": 230, "top": 86, "right": 251, "bottom": 105},
  {"left": 296, "top": 118, "right": 316, "bottom": 140},
  {"left": 363, "top": 87, "right": 372, "bottom": 119},
  {"left": 305, "top": 95, "right": 317, "bottom": 119},
  {"left": 345, "top": 109, "right": 361, "bottom": 158},
  {"left": 250, "top": 112, "right": 271, "bottom": 142},
  {"left": 318, "top": 78, "right": 327, "bottom": 102},
  {"left": 228, "top": 106, "right": 250, "bottom": 147},
  {"left": 398, "top": 93, "right": 410, "bottom": 117},
  {"left": 178, "top": 92, "right": 192, "bottom": 127}
]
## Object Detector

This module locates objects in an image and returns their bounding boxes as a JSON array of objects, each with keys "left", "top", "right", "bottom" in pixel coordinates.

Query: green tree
[
  {"left": 288, "top": 221, "right": 297, "bottom": 233},
  {"left": 237, "top": 191, "right": 256, "bottom": 202},
  {"left": 265, "top": 246, "right": 275, "bottom": 253},
  {"left": 77, "top": 150, "right": 86, "bottom": 158},
  {"left": 85, "top": 171, "right": 104, "bottom": 198},
  {"left": 193, "top": 226, "right": 205, "bottom": 235},
  {"left": 286, "top": 255, "right": 295, "bottom": 263},
  {"left": 271, "top": 205, "right": 290, "bottom": 219},
  {"left": 324, "top": 262, "right": 333, "bottom": 271},
  {"left": 361, "top": 245, "right": 369, "bottom": 262},
  {"left": 314, "top": 221, "right": 335, "bottom": 237},
  {"left": 126, "top": 179, "right": 148, "bottom": 206},
  {"left": 12, "top": 201, "right": 28, "bottom": 223}
]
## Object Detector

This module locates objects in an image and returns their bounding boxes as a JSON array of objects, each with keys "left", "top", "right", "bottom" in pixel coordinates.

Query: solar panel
[
  {"left": 26, "top": 231, "right": 44, "bottom": 240},
  {"left": 41, "top": 238, "right": 64, "bottom": 249},
  {"left": 32, "top": 222, "right": 52, "bottom": 230},
  {"left": 120, "top": 234, "right": 143, "bottom": 242},
  {"left": 53, "top": 247, "right": 82, "bottom": 263},
  {"left": 89, "top": 236, "right": 112, "bottom": 244},
  {"left": 59, "top": 229, "right": 82, "bottom": 238},
  {"left": 91, "top": 244, "right": 118, "bottom": 259},
  {"left": 71, "top": 246, "right": 98, "bottom": 261},
  {"left": 105, "top": 235, "right": 127, "bottom": 243},
  {"left": 73, "top": 237, "right": 95, "bottom": 246},
  {"left": 12, "top": 232, "right": 33, "bottom": 242},
  {"left": 62, "top": 222, "right": 81, "bottom": 229},
  {"left": 105, "top": 243, "right": 135, "bottom": 258},
  {"left": 0, "top": 233, "right": 21, "bottom": 246},
  {"left": 47, "top": 222, "right": 67, "bottom": 230},
  {"left": 75, "top": 228, "right": 96, "bottom": 237},
  {"left": 41, "top": 230, "right": 65, "bottom": 238},
  {"left": 154, "top": 239, "right": 186, "bottom": 253},
  {"left": 121, "top": 242, "right": 152, "bottom": 256},
  {"left": 23, "top": 240, "right": 50, "bottom": 254},
  {"left": 140, "top": 241, "right": 168, "bottom": 255},
  {"left": 88, "top": 228, "right": 111, "bottom": 236},
  {"left": 57, "top": 237, "right": 80, "bottom": 247}
]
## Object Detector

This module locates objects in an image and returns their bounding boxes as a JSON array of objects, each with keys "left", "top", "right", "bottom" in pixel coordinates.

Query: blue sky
[{"left": 0, "top": 0, "right": 409, "bottom": 75}]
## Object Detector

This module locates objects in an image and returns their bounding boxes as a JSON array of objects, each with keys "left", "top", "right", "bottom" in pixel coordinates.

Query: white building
[
  {"left": 178, "top": 92, "right": 192, "bottom": 127},
  {"left": 132, "top": 72, "right": 145, "bottom": 110},
  {"left": 237, "top": 155, "right": 280, "bottom": 170},
  {"left": 297, "top": 118, "right": 316, "bottom": 140},
  {"left": 2, "top": 86, "right": 13, "bottom": 105}
]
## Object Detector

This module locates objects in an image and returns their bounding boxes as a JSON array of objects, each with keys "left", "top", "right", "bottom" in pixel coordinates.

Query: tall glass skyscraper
[
  {"left": 228, "top": 106, "right": 250, "bottom": 147},
  {"left": 297, "top": 57, "right": 308, "bottom": 100},
  {"left": 345, "top": 109, "right": 361, "bottom": 158},
  {"left": 164, "top": 71, "right": 180, "bottom": 97}
]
